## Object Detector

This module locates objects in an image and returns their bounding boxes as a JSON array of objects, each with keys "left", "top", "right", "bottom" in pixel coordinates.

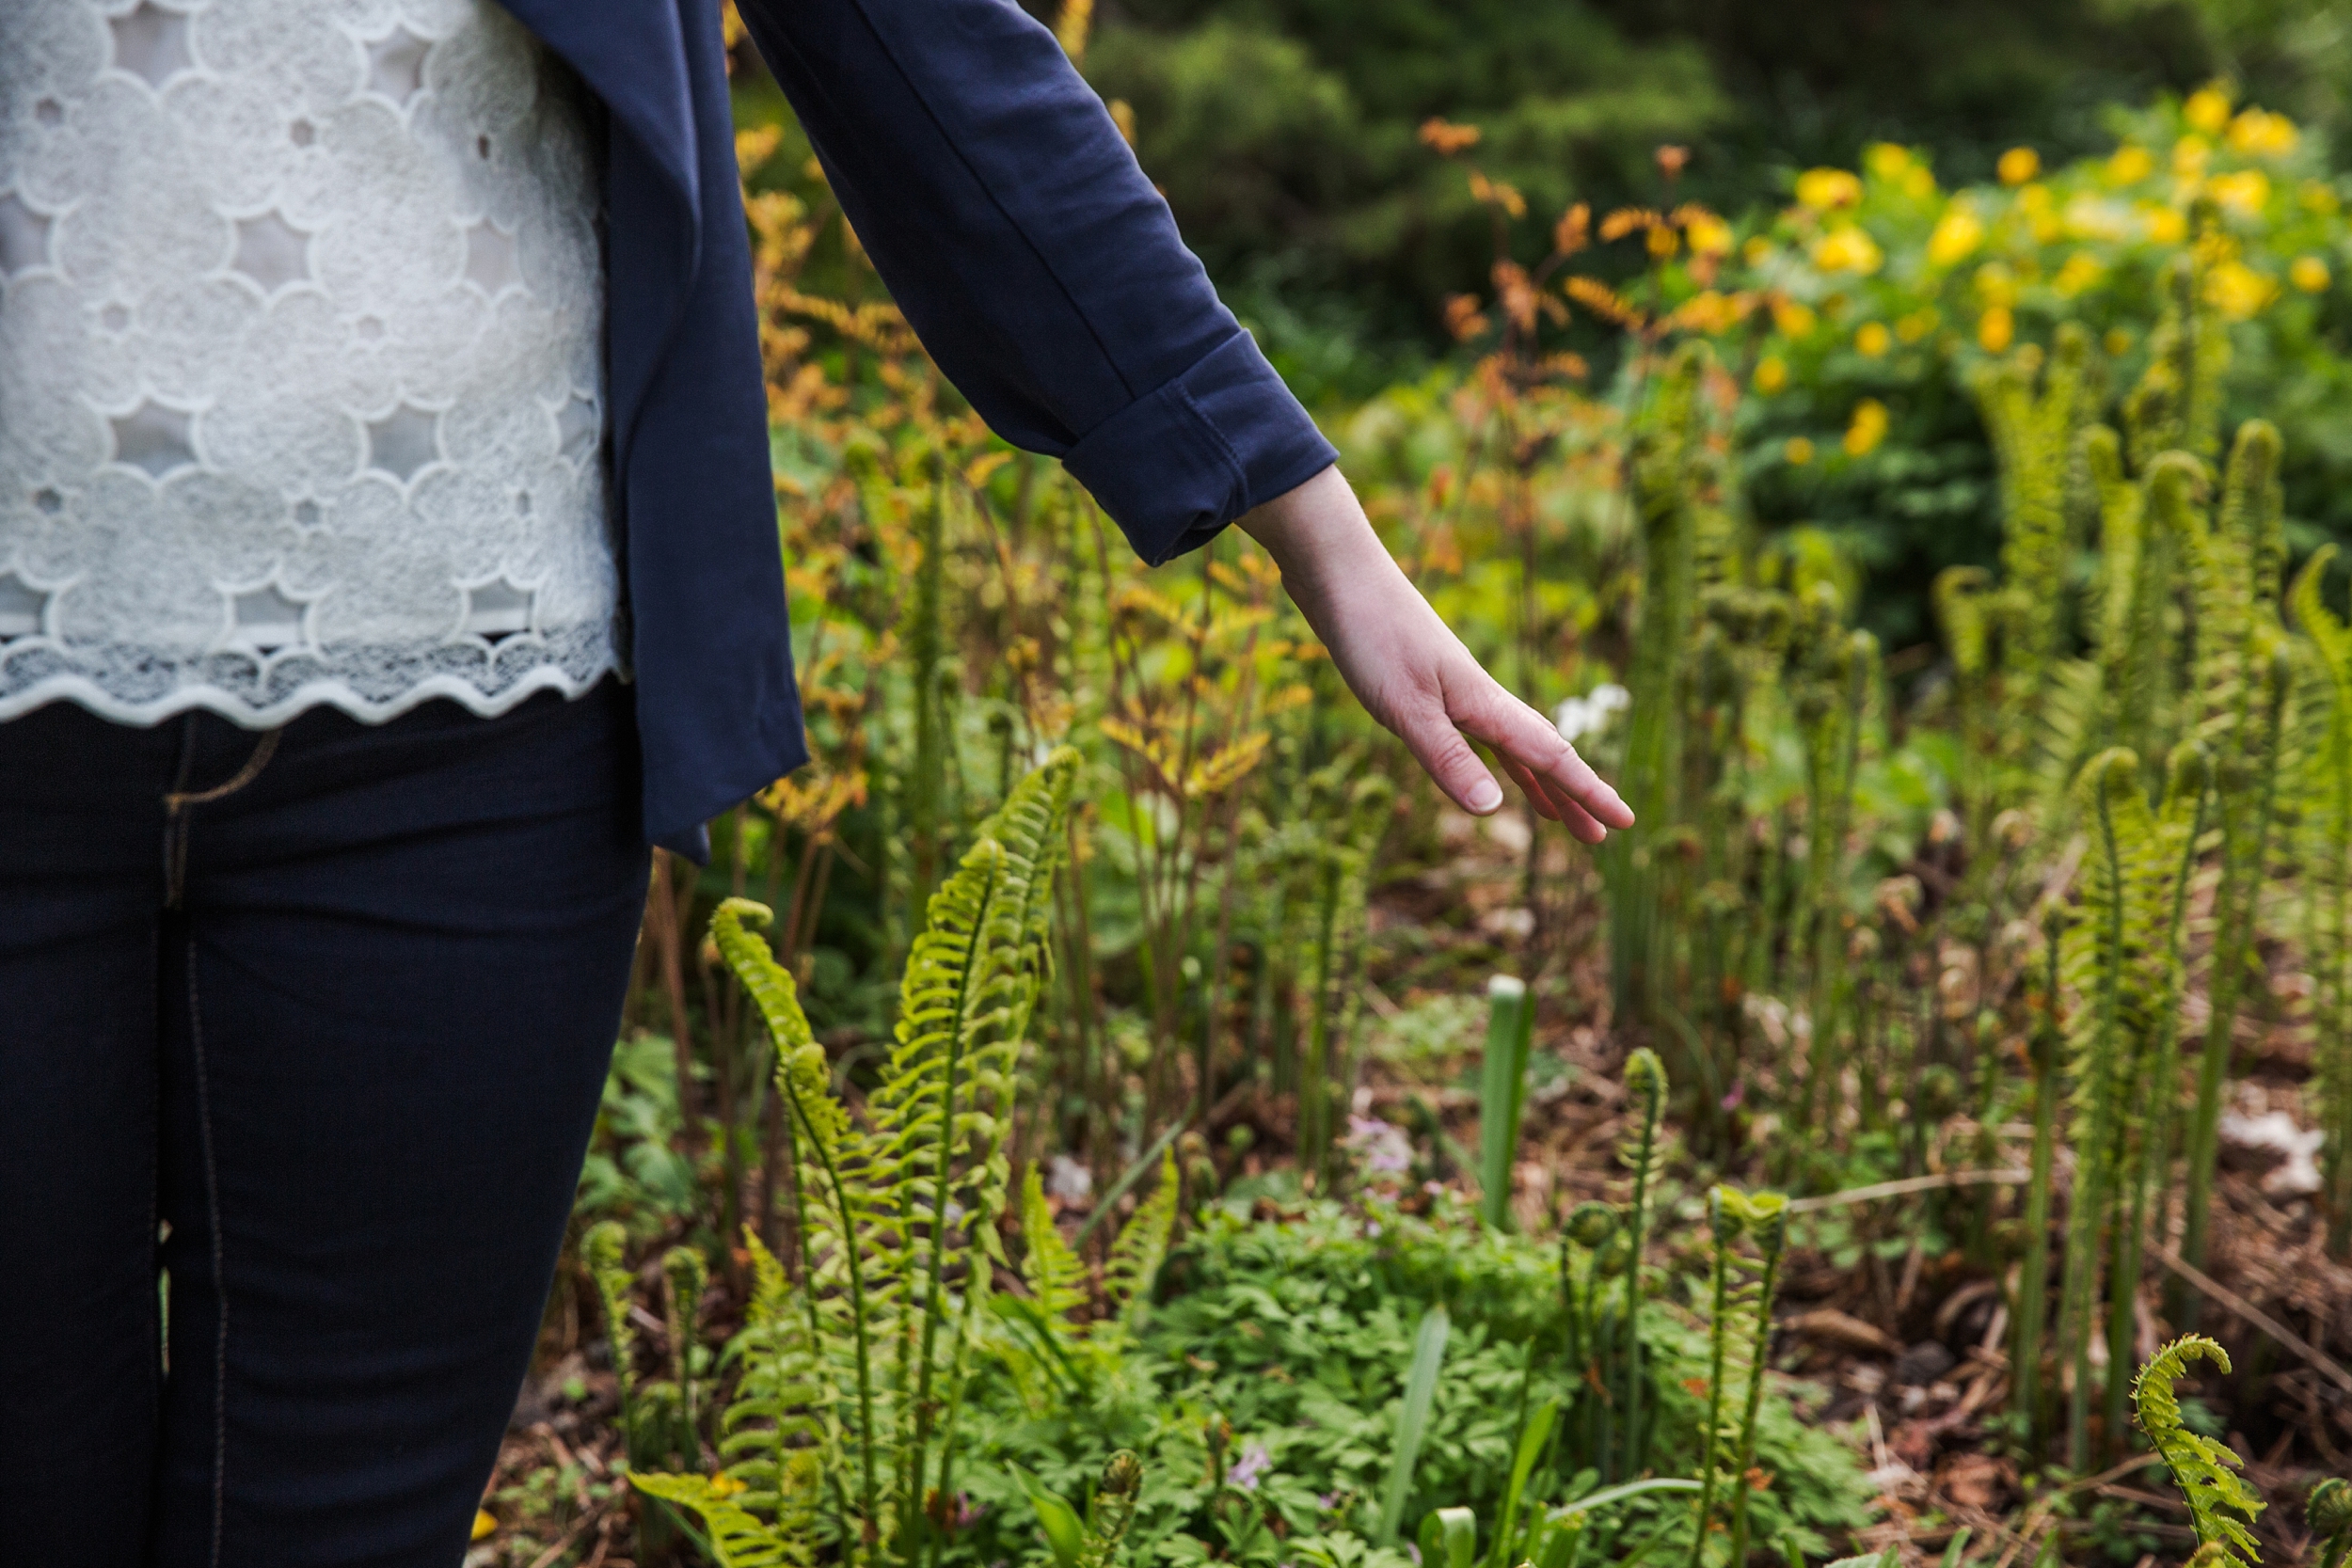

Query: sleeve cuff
[{"left": 1060, "top": 330, "right": 1338, "bottom": 567}]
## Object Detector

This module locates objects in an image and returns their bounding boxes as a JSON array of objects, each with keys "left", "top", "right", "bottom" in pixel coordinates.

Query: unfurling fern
[
  {"left": 1970, "top": 325, "right": 2093, "bottom": 711},
  {"left": 2175, "top": 423, "right": 2293, "bottom": 1305},
  {"left": 1688, "top": 1187, "right": 1789, "bottom": 1568},
  {"left": 1616, "top": 1049, "right": 1668, "bottom": 1479},
  {"left": 643, "top": 747, "right": 1083, "bottom": 1564},
  {"left": 2057, "top": 745, "right": 2208, "bottom": 1464},
  {"left": 2291, "top": 546, "right": 2352, "bottom": 1259},
  {"left": 2309, "top": 1476, "right": 2352, "bottom": 1568},
  {"left": 2134, "top": 1336, "right": 2265, "bottom": 1568}
]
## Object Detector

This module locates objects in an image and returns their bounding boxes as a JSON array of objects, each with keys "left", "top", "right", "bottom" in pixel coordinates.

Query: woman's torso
[{"left": 0, "top": 0, "right": 618, "bottom": 728}]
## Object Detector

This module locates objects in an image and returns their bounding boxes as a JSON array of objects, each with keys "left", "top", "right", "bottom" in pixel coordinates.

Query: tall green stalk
[
  {"left": 1617, "top": 1049, "right": 1667, "bottom": 1479},
  {"left": 1480, "top": 975, "right": 1536, "bottom": 1230}
]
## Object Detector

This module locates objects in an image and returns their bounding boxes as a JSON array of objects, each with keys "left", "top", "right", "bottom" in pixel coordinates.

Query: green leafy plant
[{"left": 636, "top": 748, "right": 1081, "bottom": 1563}]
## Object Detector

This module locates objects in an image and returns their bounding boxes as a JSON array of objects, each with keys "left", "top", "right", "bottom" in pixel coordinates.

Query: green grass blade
[{"left": 1376, "top": 1305, "right": 1453, "bottom": 1544}]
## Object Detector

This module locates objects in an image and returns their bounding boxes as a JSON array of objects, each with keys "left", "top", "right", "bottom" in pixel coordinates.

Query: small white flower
[
  {"left": 1552, "top": 683, "right": 1630, "bottom": 743},
  {"left": 1045, "top": 1154, "right": 1093, "bottom": 1204}
]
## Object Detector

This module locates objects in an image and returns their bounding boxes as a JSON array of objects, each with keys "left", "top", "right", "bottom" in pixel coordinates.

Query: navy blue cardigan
[{"left": 495, "top": 0, "right": 1338, "bottom": 854}]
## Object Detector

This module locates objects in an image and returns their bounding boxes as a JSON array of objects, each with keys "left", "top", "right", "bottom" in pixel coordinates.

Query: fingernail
[{"left": 1467, "top": 779, "right": 1502, "bottom": 814}]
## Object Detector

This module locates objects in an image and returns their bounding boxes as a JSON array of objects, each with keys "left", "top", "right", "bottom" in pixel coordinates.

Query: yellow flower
[
  {"left": 1742, "top": 235, "right": 1774, "bottom": 265},
  {"left": 1754, "top": 355, "right": 1789, "bottom": 394},
  {"left": 1903, "top": 166, "right": 1937, "bottom": 199},
  {"left": 2185, "top": 85, "right": 2233, "bottom": 135},
  {"left": 2105, "top": 327, "right": 2134, "bottom": 357},
  {"left": 472, "top": 1510, "right": 498, "bottom": 1543},
  {"left": 1796, "top": 167, "right": 1864, "bottom": 211},
  {"left": 1648, "top": 224, "right": 1680, "bottom": 259},
  {"left": 1855, "top": 322, "right": 1892, "bottom": 356},
  {"left": 1974, "top": 261, "right": 2016, "bottom": 309},
  {"left": 2106, "top": 145, "right": 2155, "bottom": 185},
  {"left": 1686, "top": 214, "right": 1734, "bottom": 256},
  {"left": 1896, "top": 309, "right": 1939, "bottom": 343},
  {"left": 1979, "top": 306, "right": 2015, "bottom": 352},
  {"left": 1785, "top": 436, "right": 1816, "bottom": 466},
  {"left": 1927, "top": 208, "right": 1984, "bottom": 267},
  {"left": 1813, "top": 226, "right": 1883, "bottom": 274},
  {"left": 2204, "top": 260, "right": 2277, "bottom": 321},
  {"left": 2304, "top": 182, "right": 2343, "bottom": 216},
  {"left": 2172, "top": 135, "right": 2211, "bottom": 178},
  {"left": 2055, "top": 253, "right": 2104, "bottom": 298},
  {"left": 2142, "top": 204, "right": 2189, "bottom": 245},
  {"left": 2210, "top": 169, "right": 2270, "bottom": 218},
  {"left": 1866, "top": 143, "right": 1912, "bottom": 179},
  {"left": 2229, "top": 107, "right": 2298, "bottom": 158},
  {"left": 708, "top": 1473, "right": 749, "bottom": 1498},
  {"left": 1998, "top": 147, "right": 2041, "bottom": 185},
  {"left": 1845, "top": 399, "right": 1890, "bottom": 457},
  {"left": 2290, "top": 255, "right": 2330, "bottom": 293},
  {"left": 1772, "top": 300, "right": 1818, "bottom": 338}
]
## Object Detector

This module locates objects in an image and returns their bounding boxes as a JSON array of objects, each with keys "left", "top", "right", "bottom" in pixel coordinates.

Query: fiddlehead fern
[
  {"left": 1618, "top": 1048, "right": 1668, "bottom": 1477},
  {"left": 2134, "top": 1336, "right": 2265, "bottom": 1568}
]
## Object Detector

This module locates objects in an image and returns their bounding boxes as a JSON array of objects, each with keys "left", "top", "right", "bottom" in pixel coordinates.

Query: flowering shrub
[{"left": 1665, "top": 86, "right": 2351, "bottom": 640}]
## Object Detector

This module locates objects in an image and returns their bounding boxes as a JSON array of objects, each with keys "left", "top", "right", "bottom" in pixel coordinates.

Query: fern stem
[
  {"left": 1724, "top": 1212, "right": 1786, "bottom": 1568},
  {"left": 1687, "top": 1195, "right": 1735, "bottom": 1568},
  {"left": 2014, "top": 913, "right": 2062, "bottom": 1449},
  {"left": 2178, "top": 662, "right": 2287, "bottom": 1312},
  {"left": 903, "top": 858, "right": 1004, "bottom": 1564},
  {"left": 778, "top": 1066, "right": 882, "bottom": 1536}
]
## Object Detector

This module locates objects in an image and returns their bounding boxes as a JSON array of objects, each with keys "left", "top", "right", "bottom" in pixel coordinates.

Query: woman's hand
[{"left": 1236, "top": 466, "right": 1635, "bottom": 845}]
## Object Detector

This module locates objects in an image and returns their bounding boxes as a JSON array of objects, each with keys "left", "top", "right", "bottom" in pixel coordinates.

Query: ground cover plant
[{"left": 462, "top": 11, "right": 2352, "bottom": 1568}]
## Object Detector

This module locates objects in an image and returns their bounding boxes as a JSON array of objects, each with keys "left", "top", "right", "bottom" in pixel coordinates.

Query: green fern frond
[
  {"left": 2134, "top": 1335, "right": 2265, "bottom": 1566},
  {"left": 629, "top": 1472, "right": 808, "bottom": 1568},
  {"left": 1020, "top": 1166, "right": 1089, "bottom": 1322},
  {"left": 1104, "top": 1148, "right": 1180, "bottom": 1328},
  {"left": 584, "top": 1220, "right": 638, "bottom": 1414}
]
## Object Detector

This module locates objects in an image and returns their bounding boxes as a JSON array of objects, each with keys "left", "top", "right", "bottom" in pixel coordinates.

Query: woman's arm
[
  {"left": 730, "top": 0, "right": 1329, "bottom": 567},
  {"left": 730, "top": 0, "right": 1629, "bottom": 835}
]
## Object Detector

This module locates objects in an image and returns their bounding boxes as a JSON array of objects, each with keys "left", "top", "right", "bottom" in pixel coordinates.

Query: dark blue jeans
[{"left": 0, "top": 682, "right": 653, "bottom": 1566}]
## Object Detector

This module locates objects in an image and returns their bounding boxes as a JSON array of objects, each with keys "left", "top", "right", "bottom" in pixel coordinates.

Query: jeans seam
[
  {"left": 184, "top": 942, "right": 230, "bottom": 1568},
  {"left": 164, "top": 730, "right": 281, "bottom": 911}
]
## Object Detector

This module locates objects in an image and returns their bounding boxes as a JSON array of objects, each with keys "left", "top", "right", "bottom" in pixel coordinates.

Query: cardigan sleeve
[{"left": 730, "top": 0, "right": 1337, "bottom": 565}]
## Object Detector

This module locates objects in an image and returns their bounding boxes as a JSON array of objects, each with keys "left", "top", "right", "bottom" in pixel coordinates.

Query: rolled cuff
[{"left": 1061, "top": 330, "right": 1338, "bottom": 567}]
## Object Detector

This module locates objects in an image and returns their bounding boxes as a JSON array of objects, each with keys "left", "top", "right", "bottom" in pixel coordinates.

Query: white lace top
[{"left": 0, "top": 0, "right": 618, "bottom": 728}]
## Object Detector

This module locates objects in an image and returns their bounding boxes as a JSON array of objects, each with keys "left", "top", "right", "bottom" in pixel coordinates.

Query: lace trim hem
[{"left": 0, "top": 626, "right": 618, "bottom": 730}]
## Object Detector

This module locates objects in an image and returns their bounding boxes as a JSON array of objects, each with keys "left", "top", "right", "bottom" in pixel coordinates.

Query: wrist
[{"left": 1236, "top": 465, "right": 1392, "bottom": 594}]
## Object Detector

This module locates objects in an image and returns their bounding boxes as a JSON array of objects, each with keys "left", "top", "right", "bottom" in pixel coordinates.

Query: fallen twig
[
  {"left": 1789, "top": 1169, "right": 2031, "bottom": 1213},
  {"left": 2149, "top": 1243, "right": 2352, "bottom": 1398}
]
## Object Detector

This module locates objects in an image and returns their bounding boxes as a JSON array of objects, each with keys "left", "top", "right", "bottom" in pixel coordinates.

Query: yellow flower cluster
[
  {"left": 1814, "top": 226, "right": 1883, "bottom": 274},
  {"left": 1927, "top": 207, "right": 1983, "bottom": 267},
  {"left": 1844, "top": 398, "right": 1890, "bottom": 456},
  {"left": 2205, "top": 259, "right": 2277, "bottom": 321},
  {"left": 1797, "top": 168, "right": 1864, "bottom": 211},
  {"left": 1997, "top": 147, "right": 2041, "bottom": 186},
  {"left": 2209, "top": 169, "right": 2270, "bottom": 218},
  {"left": 2291, "top": 255, "right": 2332, "bottom": 293},
  {"left": 2227, "top": 107, "right": 2297, "bottom": 159},
  {"left": 2185, "top": 86, "right": 2232, "bottom": 135}
]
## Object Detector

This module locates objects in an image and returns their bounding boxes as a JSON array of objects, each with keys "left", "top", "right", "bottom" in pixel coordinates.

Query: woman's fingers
[
  {"left": 1393, "top": 697, "right": 1507, "bottom": 816},
  {"left": 1443, "top": 664, "right": 1634, "bottom": 831},
  {"left": 1497, "top": 752, "right": 1609, "bottom": 842}
]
